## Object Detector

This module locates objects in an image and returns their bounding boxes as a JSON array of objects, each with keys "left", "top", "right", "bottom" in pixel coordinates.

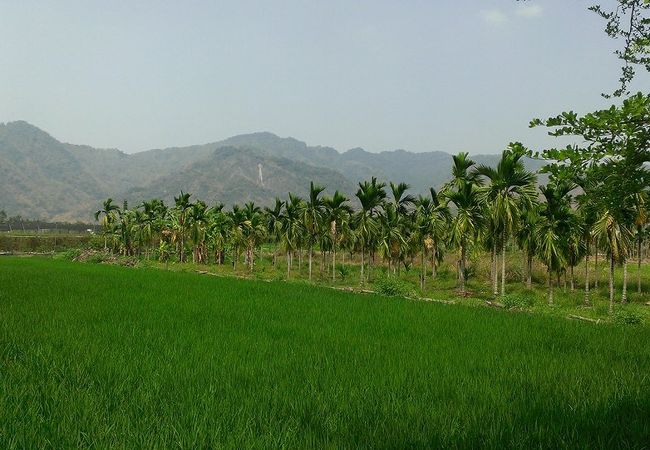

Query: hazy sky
[{"left": 0, "top": 0, "right": 647, "bottom": 154}]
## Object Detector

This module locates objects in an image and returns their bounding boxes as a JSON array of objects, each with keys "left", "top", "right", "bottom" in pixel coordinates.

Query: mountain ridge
[{"left": 0, "top": 121, "right": 544, "bottom": 221}]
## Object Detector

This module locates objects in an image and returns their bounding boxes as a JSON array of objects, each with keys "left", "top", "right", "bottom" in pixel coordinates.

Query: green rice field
[{"left": 1, "top": 257, "right": 649, "bottom": 448}]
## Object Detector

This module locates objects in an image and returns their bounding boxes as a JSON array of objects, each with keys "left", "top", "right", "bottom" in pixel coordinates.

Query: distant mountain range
[{"left": 0, "top": 121, "right": 545, "bottom": 221}]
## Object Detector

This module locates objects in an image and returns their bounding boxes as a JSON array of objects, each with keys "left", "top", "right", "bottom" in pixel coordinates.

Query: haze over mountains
[{"left": 0, "top": 121, "right": 544, "bottom": 221}]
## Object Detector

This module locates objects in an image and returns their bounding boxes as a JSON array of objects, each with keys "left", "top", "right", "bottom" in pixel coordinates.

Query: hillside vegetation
[{"left": 0, "top": 121, "right": 540, "bottom": 221}]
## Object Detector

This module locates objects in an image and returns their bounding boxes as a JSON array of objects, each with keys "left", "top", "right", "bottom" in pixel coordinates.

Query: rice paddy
[{"left": 1, "top": 257, "right": 649, "bottom": 448}]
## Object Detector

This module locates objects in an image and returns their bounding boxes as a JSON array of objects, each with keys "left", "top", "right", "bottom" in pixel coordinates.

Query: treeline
[
  {"left": 0, "top": 210, "right": 95, "bottom": 233},
  {"left": 95, "top": 91, "right": 649, "bottom": 316}
]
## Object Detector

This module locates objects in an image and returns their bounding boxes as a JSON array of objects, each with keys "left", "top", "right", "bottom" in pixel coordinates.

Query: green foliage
[
  {"left": 54, "top": 248, "right": 83, "bottom": 261},
  {"left": 336, "top": 264, "right": 350, "bottom": 280},
  {"left": 502, "top": 292, "right": 535, "bottom": 309},
  {"left": 614, "top": 308, "right": 644, "bottom": 325},
  {"left": 373, "top": 276, "right": 414, "bottom": 297},
  {"left": 1, "top": 258, "right": 650, "bottom": 448}
]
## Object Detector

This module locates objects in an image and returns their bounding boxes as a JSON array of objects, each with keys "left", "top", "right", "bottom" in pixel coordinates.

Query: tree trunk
[
  {"left": 548, "top": 268, "right": 553, "bottom": 305},
  {"left": 501, "top": 240, "right": 506, "bottom": 297},
  {"left": 308, "top": 246, "right": 313, "bottom": 281},
  {"left": 622, "top": 258, "right": 628, "bottom": 304},
  {"left": 570, "top": 265, "right": 574, "bottom": 292},
  {"left": 360, "top": 247, "right": 365, "bottom": 285},
  {"left": 420, "top": 247, "right": 425, "bottom": 290},
  {"left": 526, "top": 252, "right": 532, "bottom": 290},
  {"left": 491, "top": 241, "right": 498, "bottom": 296},
  {"left": 431, "top": 247, "right": 437, "bottom": 279},
  {"left": 459, "top": 240, "right": 466, "bottom": 295},
  {"left": 594, "top": 245, "right": 599, "bottom": 289},
  {"left": 638, "top": 232, "right": 643, "bottom": 294},
  {"left": 287, "top": 251, "right": 291, "bottom": 279},
  {"left": 332, "top": 245, "right": 336, "bottom": 282},
  {"left": 584, "top": 253, "right": 591, "bottom": 306},
  {"left": 608, "top": 254, "right": 614, "bottom": 315}
]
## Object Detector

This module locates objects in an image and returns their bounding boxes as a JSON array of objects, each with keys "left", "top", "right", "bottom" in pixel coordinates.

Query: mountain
[
  {"left": 0, "top": 121, "right": 545, "bottom": 221},
  {"left": 125, "top": 146, "right": 356, "bottom": 207}
]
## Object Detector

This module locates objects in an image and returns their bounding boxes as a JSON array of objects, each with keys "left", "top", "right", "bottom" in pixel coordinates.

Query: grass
[
  {"left": 1, "top": 257, "right": 650, "bottom": 448},
  {"left": 134, "top": 247, "right": 650, "bottom": 324}
]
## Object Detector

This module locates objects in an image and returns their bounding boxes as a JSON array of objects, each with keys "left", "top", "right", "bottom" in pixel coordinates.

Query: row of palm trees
[{"left": 95, "top": 145, "right": 648, "bottom": 311}]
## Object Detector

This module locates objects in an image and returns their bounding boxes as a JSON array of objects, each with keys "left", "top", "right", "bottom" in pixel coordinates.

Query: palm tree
[
  {"left": 443, "top": 153, "right": 484, "bottom": 295},
  {"left": 281, "top": 194, "right": 305, "bottom": 278},
  {"left": 323, "top": 191, "right": 352, "bottom": 282},
  {"left": 564, "top": 213, "right": 585, "bottom": 293},
  {"left": 114, "top": 200, "right": 135, "bottom": 256},
  {"left": 593, "top": 208, "right": 633, "bottom": 312},
  {"left": 188, "top": 200, "right": 209, "bottom": 264},
  {"left": 389, "top": 181, "right": 415, "bottom": 216},
  {"left": 138, "top": 199, "right": 166, "bottom": 259},
  {"left": 354, "top": 177, "right": 387, "bottom": 284},
  {"left": 207, "top": 203, "right": 230, "bottom": 265},
  {"left": 378, "top": 202, "right": 408, "bottom": 276},
  {"left": 94, "top": 198, "right": 120, "bottom": 250},
  {"left": 414, "top": 188, "right": 450, "bottom": 289},
  {"left": 241, "top": 202, "right": 266, "bottom": 271},
  {"left": 264, "top": 198, "right": 285, "bottom": 267},
  {"left": 633, "top": 191, "right": 648, "bottom": 294},
  {"left": 476, "top": 144, "right": 537, "bottom": 296},
  {"left": 537, "top": 216, "right": 565, "bottom": 305},
  {"left": 173, "top": 191, "right": 193, "bottom": 263},
  {"left": 517, "top": 203, "right": 541, "bottom": 290},
  {"left": 303, "top": 182, "right": 326, "bottom": 281},
  {"left": 228, "top": 204, "right": 246, "bottom": 270}
]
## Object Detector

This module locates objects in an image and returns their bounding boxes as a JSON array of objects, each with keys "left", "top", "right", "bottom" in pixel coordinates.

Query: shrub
[
  {"left": 337, "top": 264, "right": 350, "bottom": 280},
  {"left": 502, "top": 293, "right": 535, "bottom": 310},
  {"left": 374, "top": 276, "right": 414, "bottom": 298},
  {"left": 54, "top": 248, "right": 83, "bottom": 261},
  {"left": 614, "top": 309, "right": 643, "bottom": 326}
]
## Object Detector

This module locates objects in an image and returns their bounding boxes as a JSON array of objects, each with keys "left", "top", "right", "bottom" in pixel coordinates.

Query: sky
[{"left": 0, "top": 0, "right": 647, "bottom": 154}]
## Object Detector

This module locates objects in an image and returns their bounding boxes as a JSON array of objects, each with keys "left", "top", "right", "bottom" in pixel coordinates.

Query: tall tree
[
  {"left": 354, "top": 177, "right": 387, "bottom": 284},
  {"left": 94, "top": 198, "right": 120, "bottom": 250},
  {"left": 303, "top": 182, "right": 326, "bottom": 281},
  {"left": 323, "top": 191, "right": 352, "bottom": 282},
  {"left": 476, "top": 143, "right": 537, "bottom": 296},
  {"left": 443, "top": 153, "right": 484, "bottom": 295}
]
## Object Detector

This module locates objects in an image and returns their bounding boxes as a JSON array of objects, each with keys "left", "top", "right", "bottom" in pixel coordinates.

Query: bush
[
  {"left": 54, "top": 248, "right": 83, "bottom": 261},
  {"left": 374, "top": 276, "right": 414, "bottom": 298},
  {"left": 502, "top": 293, "right": 535, "bottom": 310},
  {"left": 614, "top": 309, "right": 643, "bottom": 326},
  {"left": 337, "top": 264, "right": 350, "bottom": 280}
]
